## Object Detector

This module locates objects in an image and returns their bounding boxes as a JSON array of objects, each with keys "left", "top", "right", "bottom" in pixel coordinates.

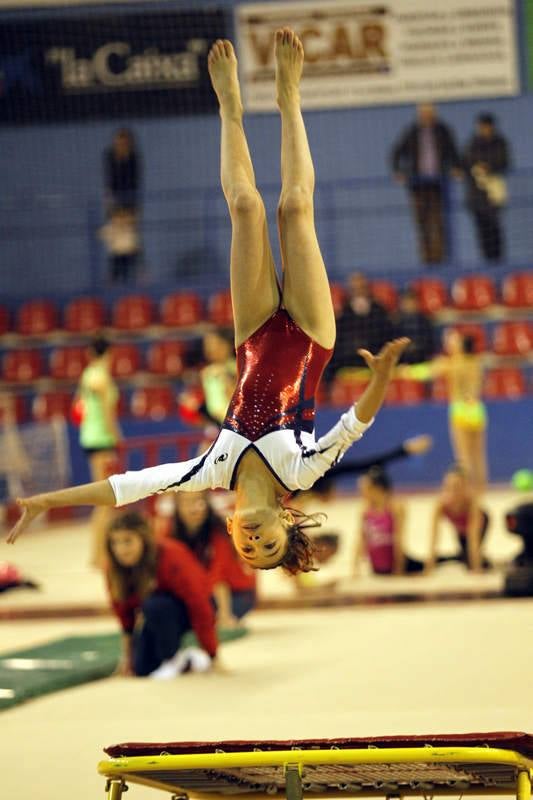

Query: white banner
[{"left": 236, "top": 0, "right": 519, "bottom": 112}]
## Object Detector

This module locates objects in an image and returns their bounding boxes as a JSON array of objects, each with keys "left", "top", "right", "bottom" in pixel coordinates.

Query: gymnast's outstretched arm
[
  {"left": 6, "top": 453, "right": 212, "bottom": 544},
  {"left": 6, "top": 480, "right": 116, "bottom": 543}
]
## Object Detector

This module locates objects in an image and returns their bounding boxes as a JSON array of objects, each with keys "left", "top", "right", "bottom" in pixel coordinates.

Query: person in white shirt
[{"left": 6, "top": 30, "right": 408, "bottom": 573}]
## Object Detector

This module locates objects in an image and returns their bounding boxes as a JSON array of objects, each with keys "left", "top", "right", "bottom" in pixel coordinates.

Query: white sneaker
[
  {"left": 174, "top": 647, "right": 212, "bottom": 674},
  {"left": 148, "top": 657, "right": 181, "bottom": 680}
]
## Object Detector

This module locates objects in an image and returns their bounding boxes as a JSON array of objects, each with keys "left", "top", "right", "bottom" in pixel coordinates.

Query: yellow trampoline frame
[{"left": 98, "top": 745, "right": 533, "bottom": 800}]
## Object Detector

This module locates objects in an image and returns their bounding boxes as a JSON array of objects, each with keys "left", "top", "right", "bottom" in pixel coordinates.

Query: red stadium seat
[
  {"left": 161, "top": 293, "right": 203, "bottom": 327},
  {"left": 385, "top": 378, "right": 425, "bottom": 406},
  {"left": 501, "top": 273, "right": 533, "bottom": 308},
  {"left": 0, "top": 394, "right": 27, "bottom": 423},
  {"left": 64, "top": 297, "right": 105, "bottom": 333},
  {"left": 2, "top": 349, "right": 44, "bottom": 382},
  {"left": 147, "top": 341, "right": 186, "bottom": 376},
  {"left": 208, "top": 291, "right": 233, "bottom": 327},
  {"left": 484, "top": 368, "right": 526, "bottom": 400},
  {"left": 451, "top": 275, "right": 496, "bottom": 310},
  {"left": 330, "top": 283, "right": 347, "bottom": 317},
  {"left": 110, "top": 343, "right": 141, "bottom": 378},
  {"left": 0, "top": 305, "right": 10, "bottom": 335},
  {"left": 444, "top": 324, "right": 488, "bottom": 353},
  {"left": 16, "top": 300, "right": 58, "bottom": 335},
  {"left": 32, "top": 391, "right": 73, "bottom": 421},
  {"left": 49, "top": 347, "right": 89, "bottom": 380},
  {"left": 372, "top": 280, "right": 398, "bottom": 312},
  {"left": 412, "top": 279, "right": 448, "bottom": 314},
  {"left": 112, "top": 295, "right": 153, "bottom": 330},
  {"left": 493, "top": 322, "right": 533, "bottom": 356},
  {"left": 130, "top": 386, "right": 175, "bottom": 421},
  {"left": 329, "top": 378, "right": 368, "bottom": 408}
]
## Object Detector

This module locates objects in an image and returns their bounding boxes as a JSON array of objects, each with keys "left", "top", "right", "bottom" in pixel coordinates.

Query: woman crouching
[{"left": 106, "top": 511, "right": 218, "bottom": 678}]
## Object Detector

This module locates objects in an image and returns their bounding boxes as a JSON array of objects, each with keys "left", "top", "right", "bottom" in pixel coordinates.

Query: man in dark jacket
[
  {"left": 325, "top": 272, "right": 393, "bottom": 384},
  {"left": 393, "top": 289, "right": 436, "bottom": 364},
  {"left": 391, "top": 104, "right": 462, "bottom": 264},
  {"left": 463, "top": 113, "right": 510, "bottom": 262}
]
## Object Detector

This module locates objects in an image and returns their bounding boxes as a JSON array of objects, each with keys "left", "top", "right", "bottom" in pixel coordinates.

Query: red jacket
[{"left": 107, "top": 539, "right": 218, "bottom": 657}]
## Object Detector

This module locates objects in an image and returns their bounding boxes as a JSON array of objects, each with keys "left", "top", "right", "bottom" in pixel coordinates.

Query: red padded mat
[{"left": 105, "top": 732, "right": 533, "bottom": 759}]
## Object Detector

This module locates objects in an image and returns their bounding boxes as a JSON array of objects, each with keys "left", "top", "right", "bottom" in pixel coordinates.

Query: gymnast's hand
[
  {"left": 5, "top": 495, "right": 48, "bottom": 544},
  {"left": 357, "top": 337, "right": 410, "bottom": 379}
]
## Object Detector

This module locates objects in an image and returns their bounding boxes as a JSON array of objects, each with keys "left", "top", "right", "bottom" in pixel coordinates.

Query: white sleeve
[
  {"left": 108, "top": 453, "right": 212, "bottom": 508},
  {"left": 295, "top": 406, "right": 374, "bottom": 490}
]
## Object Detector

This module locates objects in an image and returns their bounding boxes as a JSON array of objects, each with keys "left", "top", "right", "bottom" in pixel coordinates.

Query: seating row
[
  {"left": 1, "top": 272, "right": 532, "bottom": 337},
  {"left": 1, "top": 367, "right": 530, "bottom": 426},
  {"left": 2, "top": 320, "right": 531, "bottom": 383},
  {"left": 1, "top": 340, "right": 187, "bottom": 382},
  {"left": 330, "top": 369, "right": 529, "bottom": 406}
]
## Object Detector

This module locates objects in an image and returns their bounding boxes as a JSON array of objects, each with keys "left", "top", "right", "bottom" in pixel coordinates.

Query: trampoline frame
[{"left": 98, "top": 745, "right": 533, "bottom": 800}]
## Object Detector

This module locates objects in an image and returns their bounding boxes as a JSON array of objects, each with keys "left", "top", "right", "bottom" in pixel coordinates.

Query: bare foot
[
  {"left": 275, "top": 28, "right": 304, "bottom": 107},
  {"left": 207, "top": 39, "right": 242, "bottom": 117}
]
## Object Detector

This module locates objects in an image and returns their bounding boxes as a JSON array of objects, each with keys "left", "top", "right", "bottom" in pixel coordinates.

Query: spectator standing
[
  {"left": 325, "top": 272, "right": 393, "bottom": 383},
  {"left": 463, "top": 113, "right": 510, "bottom": 262},
  {"left": 103, "top": 128, "right": 141, "bottom": 213},
  {"left": 393, "top": 289, "right": 436, "bottom": 364},
  {"left": 391, "top": 104, "right": 462, "bottom": 264}
]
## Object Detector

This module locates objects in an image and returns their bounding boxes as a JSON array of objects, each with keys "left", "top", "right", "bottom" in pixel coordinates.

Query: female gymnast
[
  {"left": 355, "top": 466, "right": 424, "bottom": 576},
  {"left": 405, "top": 330, "right": 487, "bottom": 493},
  {"left": 426, "top": 465, "right": 490, "bottom": 573},
  {"left": 6, "top": 30, "right": 408, "bottom": 573},
  {"left": 75, "top": 336, "right": 121, "bottom": 568}
]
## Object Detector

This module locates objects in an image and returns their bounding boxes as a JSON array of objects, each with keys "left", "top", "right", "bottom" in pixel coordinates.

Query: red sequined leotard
[
  {"left": 224, "top": 309, "right": 332, "bottom": 441},
  {"left": 109, "top": 309, "right": 374, "bottom": 504}
]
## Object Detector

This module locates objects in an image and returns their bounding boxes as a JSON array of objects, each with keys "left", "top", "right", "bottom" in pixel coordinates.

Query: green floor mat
[{"left": 0, "top": 626, "right": 247, "bottom": 711}]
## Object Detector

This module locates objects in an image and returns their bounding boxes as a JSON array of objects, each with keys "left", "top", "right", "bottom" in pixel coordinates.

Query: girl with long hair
[
  {"left": 7, "top": 30, "right": 408, "bottom": 573},
  {"left": 106, "top": 511, "right": 217, "bottom": 678}
]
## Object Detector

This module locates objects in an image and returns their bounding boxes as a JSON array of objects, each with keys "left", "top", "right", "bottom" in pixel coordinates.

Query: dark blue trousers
[
  {"left": 231, "top": 589, "right": 256, "bottom": 620},
  {"left": 133, "top": 591, "right": 191, "bottom": 676}
]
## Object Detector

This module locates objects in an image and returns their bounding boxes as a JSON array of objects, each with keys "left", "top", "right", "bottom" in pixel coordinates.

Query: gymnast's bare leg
[{"left": 208, "top": 40, "right": 279, "bottom": 348}]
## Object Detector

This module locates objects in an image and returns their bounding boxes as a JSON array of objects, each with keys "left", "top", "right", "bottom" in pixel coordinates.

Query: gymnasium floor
[{"left": 1, "top": 489, "right": 532, "bottom": 800}]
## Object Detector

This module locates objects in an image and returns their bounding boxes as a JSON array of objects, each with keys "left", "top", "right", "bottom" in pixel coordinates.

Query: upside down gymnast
[{"left": 6, "top": 30, "right": 409, "bottom": 573}]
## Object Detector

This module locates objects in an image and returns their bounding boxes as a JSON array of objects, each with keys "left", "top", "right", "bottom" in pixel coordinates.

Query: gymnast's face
[
  {"left": 109, "top": 529, "right": 145, "bottom": 567},
  {"left": 227, "top": 507, "right": 293, "bottom": 569}
]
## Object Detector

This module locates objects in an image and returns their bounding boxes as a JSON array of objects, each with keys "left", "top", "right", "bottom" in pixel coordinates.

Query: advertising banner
[
  {"left": 0, "top": 7, "right": 227, "bottom": 123},
  {"left": 236, "top": 0, "right": 519, "bottom": 112}
]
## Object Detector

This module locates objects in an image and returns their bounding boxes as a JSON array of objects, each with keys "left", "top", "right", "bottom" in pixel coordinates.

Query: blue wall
[{"left": 1, "top": 0, "right": 533, "bottom": 299}]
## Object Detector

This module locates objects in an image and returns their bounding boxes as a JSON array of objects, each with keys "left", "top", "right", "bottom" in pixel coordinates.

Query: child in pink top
[{"left": 355, "top": 467, "right": 424, "bottom": 576}]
